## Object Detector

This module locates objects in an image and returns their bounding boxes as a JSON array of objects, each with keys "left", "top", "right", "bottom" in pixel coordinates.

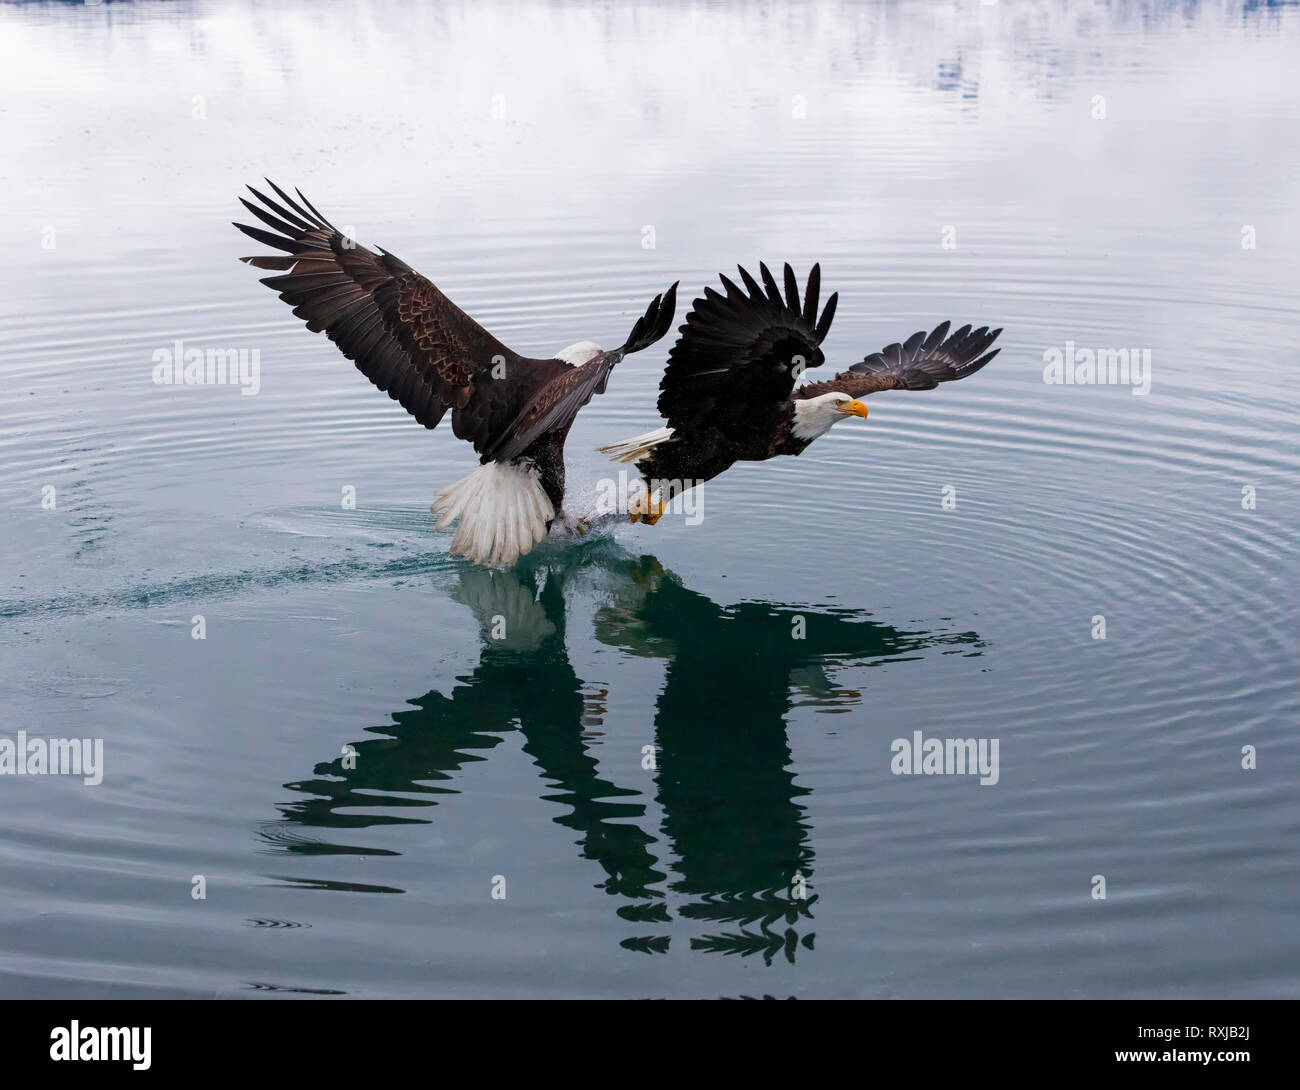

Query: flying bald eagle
[
  {"left": 597, "top": 263, "right": 1000, "bottom": 522},
  {"left": 234, "top": 182, "right": 677, "bottom": 566}
]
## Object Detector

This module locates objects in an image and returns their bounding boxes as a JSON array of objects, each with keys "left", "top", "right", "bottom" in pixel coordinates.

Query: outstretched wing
[
  {"left": 657, "top": 262, "right": 838, "bottom": 433},
  {"left": 800, "top": 321, "right": 1001, "bottom": 401},
  {"left": 234, "top": 181, "right": 561, "bottom": 457},
  {"left": 485, "top": 283, "right": 678, "bottom": 462}
]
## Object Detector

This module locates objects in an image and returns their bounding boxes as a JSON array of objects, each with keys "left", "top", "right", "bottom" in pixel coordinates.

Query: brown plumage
[
  {"left": 796, "top": 319, "right": 1001, "bottom": 402},
  {"left": 234, "top": 181, "right": 677, "bottom": 565}
]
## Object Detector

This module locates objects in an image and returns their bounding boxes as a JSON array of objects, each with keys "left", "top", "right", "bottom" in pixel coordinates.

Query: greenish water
[{"left": 0, "top": 0, "right": 1297, "bottom": 998}]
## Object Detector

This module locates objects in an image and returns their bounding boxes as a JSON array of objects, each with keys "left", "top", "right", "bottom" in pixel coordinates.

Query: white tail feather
[
  {"left": 431, "top": 461, "right": 555, "bottom": 568},
  {"left": 595, "top": 425, "right": 674, "bottom": 464}
]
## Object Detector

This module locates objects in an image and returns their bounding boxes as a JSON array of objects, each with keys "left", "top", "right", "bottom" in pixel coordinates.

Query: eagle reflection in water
[{"left": 262, "top": 544, "right": 984, "bottom": 965}]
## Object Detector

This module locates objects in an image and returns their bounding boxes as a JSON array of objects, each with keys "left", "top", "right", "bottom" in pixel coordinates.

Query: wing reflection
[{"left": 263, "top": 543, "right": 983, "bottom": 964}]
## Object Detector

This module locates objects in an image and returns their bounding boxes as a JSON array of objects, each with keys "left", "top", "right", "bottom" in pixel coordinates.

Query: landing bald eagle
[
  {"left": 234, "top": 182, "right": 677, "bottom": 566},
  {"left": 597, "top": 263, "right": 1000, "bottom": 521}
]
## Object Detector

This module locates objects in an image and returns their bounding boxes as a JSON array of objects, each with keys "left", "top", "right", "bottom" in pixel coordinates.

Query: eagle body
[
  {"left": 234, "top": 182, "right": 676, "bottom": 566},
  {"left": 613, "top": 394, "right": 833, "bottom": 500},
  {"left": 518, "top": 427, "right": 568, "bottom": 515}
]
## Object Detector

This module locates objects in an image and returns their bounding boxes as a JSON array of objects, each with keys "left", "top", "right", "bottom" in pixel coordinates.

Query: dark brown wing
[
  {"left": 798, "top": 320, "right": 1001, "bottom": 400},
  {"left": 234, "top": 181, "right": 561, "bottom": 457},
  {"left": 486, "top": 283, "right": 678, "bottom": 462},
  {"left": 657, "top": 262, "right": 837, "bottom": 434}
]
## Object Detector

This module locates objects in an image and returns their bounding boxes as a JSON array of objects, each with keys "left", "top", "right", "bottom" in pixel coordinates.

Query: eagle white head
[
  {"left": 555, "top": 340, "right": 603, "bottom": 365},
  {"left": 792, "top": 391, "right": 869, "bottom": 441}
]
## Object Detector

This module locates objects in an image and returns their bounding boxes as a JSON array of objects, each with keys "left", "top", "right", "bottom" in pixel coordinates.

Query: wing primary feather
[
  {"left": 265, "top": 179, "right": 325, "bottom": 230},
  {"left": 295, "top": 188, "right": 339, "bottom": 231},
  {"left": 238, "top": 197, "right": 303, "bottom": 239},
  {"left": 804, "top": 263, "right": 820, "bottom": 323},
  {"left": 234, "top": 222, "right": 299, "bottom": 253},
  {"left": 815, "top": 292, "right": 838, "bottom": 342},
  {"left": 245, "top": 184, "right": 313, "bottom": 231},
  {"left": 645, "top": 282, "right": 677, "bottom": 343},
  {"left": 656, "top": 282, "right": 679, "bottom": 339},
  {"left": 924, "top": 320, "right": 950, "bottom": 351},
  {"left": 241, "top": 255, "right": 297, "bottom": 270},
  {"left": 783, "top": 263, "right": 800, "bottom": 312}
]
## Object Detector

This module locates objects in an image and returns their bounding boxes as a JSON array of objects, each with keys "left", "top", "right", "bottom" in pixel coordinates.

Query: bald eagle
[
  {"left": 597, "top": 263, "right": 1000, "bottom": 522},
  {"left": 234, "top": 182, "right": 677, "bottom": 566}
]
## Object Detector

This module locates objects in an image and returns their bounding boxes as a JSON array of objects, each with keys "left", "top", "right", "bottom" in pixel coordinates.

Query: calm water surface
[{"left": 0, "top": 0, "right": 1297, "bottom": 998}]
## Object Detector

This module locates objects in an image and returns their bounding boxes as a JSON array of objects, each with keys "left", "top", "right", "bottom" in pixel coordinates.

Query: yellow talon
[{"left": 629, "top": 495, "right": 666, "bottom": 526}]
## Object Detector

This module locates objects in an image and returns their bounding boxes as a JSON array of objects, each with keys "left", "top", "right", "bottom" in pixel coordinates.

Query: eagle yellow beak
[{"left": 840, "top": 400, "right": 869, "bottom": 419}]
